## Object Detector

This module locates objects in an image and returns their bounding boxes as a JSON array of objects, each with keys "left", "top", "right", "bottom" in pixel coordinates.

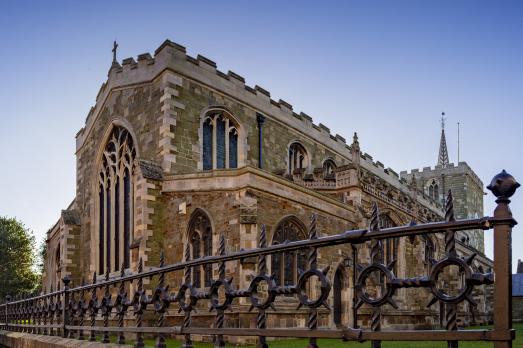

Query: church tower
[{"left": 400, "top": 114, "right": 485, "bottom": 252}]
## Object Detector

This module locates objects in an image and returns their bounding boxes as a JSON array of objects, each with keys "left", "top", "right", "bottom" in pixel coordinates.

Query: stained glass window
[
  {"left": 202, "top": 111, "right": 239, "bottom": 170},
  {"left": 271, "top": 216, "right": 307, "bottom": 287},
  {"left": 98, "top": 126, "right": 136, "bottom": 274}
]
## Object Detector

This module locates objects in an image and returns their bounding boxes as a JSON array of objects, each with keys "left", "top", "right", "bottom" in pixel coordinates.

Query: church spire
[{"left": 438, "top": 112, "right": 450, "bottom": 167}]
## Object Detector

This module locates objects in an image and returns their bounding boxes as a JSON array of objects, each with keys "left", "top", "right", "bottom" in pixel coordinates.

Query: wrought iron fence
[{"left": 0, "top": 170, "right": 519, "bottom": 348}]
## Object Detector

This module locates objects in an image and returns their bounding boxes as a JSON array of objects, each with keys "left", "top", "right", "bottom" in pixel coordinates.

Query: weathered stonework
[
  {"left": 400, "top": 163, "right": 485, "bottom": 251},
  {"left": 42, "top": 39, "right": 493, "bottom": 337}
]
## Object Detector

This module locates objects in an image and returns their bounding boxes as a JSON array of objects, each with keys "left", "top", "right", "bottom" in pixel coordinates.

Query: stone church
[{"left": 42, "top": 39, "right": 493, "bottom": 331}]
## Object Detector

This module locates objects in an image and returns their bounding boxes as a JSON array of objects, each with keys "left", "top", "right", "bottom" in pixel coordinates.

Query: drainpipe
[{"left": 256, "top": 113, "right": 265, "bottom": 169}]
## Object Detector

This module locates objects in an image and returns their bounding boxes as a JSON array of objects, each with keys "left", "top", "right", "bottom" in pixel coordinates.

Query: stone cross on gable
[{"left": 112, "top": 40, "right": 118, "bottom": 63}]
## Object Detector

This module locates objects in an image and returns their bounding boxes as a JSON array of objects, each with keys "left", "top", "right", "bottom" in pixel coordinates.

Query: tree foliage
[{"left": 0, "top": 216, "right": 40, "bottom": 299}]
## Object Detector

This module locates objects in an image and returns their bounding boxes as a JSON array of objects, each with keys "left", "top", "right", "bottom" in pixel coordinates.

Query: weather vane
[{"left": 112, "top": 40, "right": 118, "bottom": 63}]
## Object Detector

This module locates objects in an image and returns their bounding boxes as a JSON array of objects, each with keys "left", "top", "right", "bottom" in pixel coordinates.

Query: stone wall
[
  {"left": 0, "top": 331, "right": 131, "bottom": 348},
  {"left": 514, "top": 297, "right": 523, "bottom": 322},
  {"left": 400, "top": 162, "right": 485, "bottom": 252}
]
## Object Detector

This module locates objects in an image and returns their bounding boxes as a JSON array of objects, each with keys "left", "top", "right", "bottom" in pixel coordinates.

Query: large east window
[
  {"left": 202, "top": 112, "right": 239, "bottom": 170},
  {"left": 98, "top": 126, "right": 136, "bottom": 274}
]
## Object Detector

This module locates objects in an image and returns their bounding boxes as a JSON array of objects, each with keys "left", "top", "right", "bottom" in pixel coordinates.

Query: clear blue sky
[{"left": 0, "top": 1, "right": 522, "bottom": 272}]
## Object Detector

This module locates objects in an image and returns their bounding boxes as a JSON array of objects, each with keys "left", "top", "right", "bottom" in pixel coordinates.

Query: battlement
[
  {"left": 77, "top": 39, "right": 353, "bottom": 158},
  {"left": 74, "top": 39, "right": 443, "bottom": 217},
  {"left": 399, "top": 161, "right": 483, "bottom": 189}
]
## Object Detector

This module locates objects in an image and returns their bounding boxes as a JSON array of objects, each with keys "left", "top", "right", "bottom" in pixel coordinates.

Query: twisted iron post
[
  {"left": 307, "top": 214, "right": 319, "bottom": 348},
  {"left": 62, "top": 276, "right": 71, "bottom": 339},
  {"left": 214, "top": 235, "right": 226, "bottom": 348},
  {"left": 117, "top": 264, "right": 127, "bottom": 345},
  {"left": 48, "top": 285, "right": 55, "bottom": 336},
  {"left": 256, "top": 224, "right": 268, "bottom": 348},
  {"left": 135, "top": 257, "right": 145, "bottom": 348},
  {"left": 369, "top": 202, "right": 382, "bottom": 348},
  {"left": 155, "top": 253, "right": 167, "bottom": 348},
  {"left": 78, "top": 278, "right": 86, "bottom": 340},
  {"left": 444, "top": 191, "right": 458, "bottom": 348},
  {"left": 182, "top": 242, "right": 193, "bottom": 348},
  {"left": 101, "top": 270, "right": 112, "bottom": 343},
  {"left": 89, "top": 272, "right": 98, "bottom": 342}
]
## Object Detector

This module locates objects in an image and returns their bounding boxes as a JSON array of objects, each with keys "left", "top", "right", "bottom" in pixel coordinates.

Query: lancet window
[
  {"left": 98, "top": 126, "right": 136, "bottom": 274},
  {"left": 424, "top": 235, "right": 436, "bottom": 266},
  {"left": 323, "top": 159, "right": 337, "bottom": 179},
  {"left": 380, "top": 214, "right": 398, "bottom": 273},
  {"left": 271, "top": 216, "right": 307, "bottom": 287},
  {"left": 188, "top": 210, "right": 213, "bottom": 288},
  {"left": 288, "top": 142, "right": 308, "bottom": 174},
  {"left": 202, "top": 112, "right": 239, "bottom": 170},
  {"left": 428, "top": 179, "right": 440, "bottom": 202}
]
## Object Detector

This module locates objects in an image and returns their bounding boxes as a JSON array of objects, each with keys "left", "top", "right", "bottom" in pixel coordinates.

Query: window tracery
[
  {"left": 428, "top": 179, "right": 439, "bottom": 202},
  {"left": 202, "top": 112, "right": 239, "bottom": 170},
  {"left": 188, "top": 210, "right": 213, "bottom": 288},
  {"left": 423, "top": 235, "right": 436, "bottom": 272},
  {"left": 380, "top": 214, "right": 398, "bottom": 273},
  {"left": 271, "top": 216, "right": 307, "bottom": 287},
  {"left": 98, "top": 126, "right": 136, "bottom": 274},
  {"left": 288, "top": 142, "right": 308, "bottom": 174}
]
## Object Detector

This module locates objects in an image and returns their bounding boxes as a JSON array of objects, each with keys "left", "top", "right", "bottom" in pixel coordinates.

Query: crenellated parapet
[
  {"left": 74, "top": 38, "right": 449, "bottom": 226},
  {"left": 75, "top": 39, "right": 352, "bottom": 158},
  {"left": 399, "top": 161, "right": 483, "bottom": 190}
]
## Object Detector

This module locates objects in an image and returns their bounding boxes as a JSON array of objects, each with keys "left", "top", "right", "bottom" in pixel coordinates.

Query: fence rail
[{"left": 0, "top": 170, "right": 519, "bottom": 348}]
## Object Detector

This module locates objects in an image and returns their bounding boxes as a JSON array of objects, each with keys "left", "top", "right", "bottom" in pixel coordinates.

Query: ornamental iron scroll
[{"left": 0, "top": 170, "right": 519, "bottom": 348}]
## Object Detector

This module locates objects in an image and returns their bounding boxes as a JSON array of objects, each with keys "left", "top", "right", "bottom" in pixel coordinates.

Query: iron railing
[{"left": 0, "top": 170, "right": 519, "bottom": 348}]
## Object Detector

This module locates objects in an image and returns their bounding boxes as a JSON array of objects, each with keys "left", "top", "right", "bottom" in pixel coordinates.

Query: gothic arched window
[
  {"left": 323, "top": 159, "right": 337, "bottom": 180},
  {"left": 379, "top": 214, "right": 398, "bottom": 273},
  {"left": 288, "top": 142, "right": 308, "bottom": 174},
  {"left": 98, "top": 126, "right": 136, "bottom": 274},
  {"left": 423, "top": 235, "right": 435, "bottom": 267},
  {"left": 202, "top": 111, "right": 239, "bottom": 170},
  {"left": 188, "top": 210, "right": 213, "bottom": 288},
  {"left": 428, "top": 179, "right": 439, "bottom": 202},
  {"left": 271, "top": 216, "right": 307, "bottom": 286}
]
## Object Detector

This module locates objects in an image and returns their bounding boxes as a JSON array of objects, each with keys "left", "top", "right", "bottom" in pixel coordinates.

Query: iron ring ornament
[
  {"left": 356, "top": 263, "right": 396, "bottom": 307},
  {"left": 247, "top": 275, "right": 276, "bottom": 310},
  {"left": 152, "top": 285, "right": 170, "bottom": 313},
  {"left": 429, "top": 256, "right": 472, "bottom": 304},
  {"left": 131, "top": 290, "right": 148, "bottom": 314},
  {"left": 209, "top": 279, "right": 234, "bottom": 311},
  {"left": 176, "top": 283, "right": 198, "bottom": 313},
  {"left": 296, "top": 268, "right": 331, "bottom": 309}
]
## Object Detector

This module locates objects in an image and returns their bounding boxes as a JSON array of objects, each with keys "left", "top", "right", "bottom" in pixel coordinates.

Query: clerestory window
[
  {"left": 202, "top": 112, "right": 239, "bottom": 170},
  {"left": 288, "top": 142, "right": 308, "bottom": 174},
  {"left": 323, "top": 159, "right": 337, "bottom": 179},
  {"left": 98, "top": 126, "right": 136, "bottom": 275}
]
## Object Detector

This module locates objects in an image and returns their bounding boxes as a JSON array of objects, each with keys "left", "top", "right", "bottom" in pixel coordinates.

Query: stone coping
[{"left": 0, "top": 330, "right": 132, "bottom": 348}]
